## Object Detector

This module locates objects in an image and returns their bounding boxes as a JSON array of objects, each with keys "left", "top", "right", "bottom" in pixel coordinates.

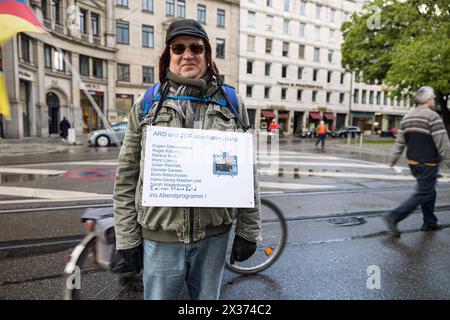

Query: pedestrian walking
[
  {"left": 315, "top": 120, "right": 327, "bottom": 149},
  {"left": 112, "top": 19, "right": 261, "bottom": 300},
  {"left": 0, "top": 113, "right": 4, "bottom": 139},
  {"left": 59, "top": 117, "right": 70, "bottom": 141},
  {"left": 383, "top": 86, "right": 450, "bottom": 236}
]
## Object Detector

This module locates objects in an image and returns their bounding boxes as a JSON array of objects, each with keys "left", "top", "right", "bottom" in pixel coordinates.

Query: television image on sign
[{"left": 213, "top": 152, "right": 238, "bottom": 176}]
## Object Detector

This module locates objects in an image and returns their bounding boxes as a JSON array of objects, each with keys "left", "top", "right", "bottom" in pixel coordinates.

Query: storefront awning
[
  {"left": 309, "top": 112, "right": 321, "bottom": 120},
  {"left": 324, "top": 113, "right": 335, "bottom": 120},
  {"left": 261, "top": 110, "right": 276, "bottom": 118}
]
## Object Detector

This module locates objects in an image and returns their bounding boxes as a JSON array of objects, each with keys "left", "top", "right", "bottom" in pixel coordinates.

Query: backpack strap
[
  {"left": 140, "top": 82, "right": 161, "bottom": 120},
  {"left": 220, "top": 84, "right": 239, "bottom": 117}
]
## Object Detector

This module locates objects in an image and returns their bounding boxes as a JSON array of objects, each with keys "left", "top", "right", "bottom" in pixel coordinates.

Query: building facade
[
  {"left": 1, "top": 0, "right": 240, "bottom": 139},
  {"left": 239, "top": 0, "right": 409, "bottom": 136}
]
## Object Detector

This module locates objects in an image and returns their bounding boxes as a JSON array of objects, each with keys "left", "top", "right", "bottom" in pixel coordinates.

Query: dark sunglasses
[{"left": 170, "top": 43, "right": 205, "bottom": 55}]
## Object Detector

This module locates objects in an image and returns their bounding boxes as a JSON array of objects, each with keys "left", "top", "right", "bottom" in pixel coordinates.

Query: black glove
[
  {"left": 117, "top": 243, "right": 143, "bottom": 274},
  {"left": 230, "top": 234, "right": 257, "bottom": 265}
]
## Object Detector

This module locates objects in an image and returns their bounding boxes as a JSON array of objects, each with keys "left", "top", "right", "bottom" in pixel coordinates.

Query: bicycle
[{"left": 63, "top": 198, "right": 287, "bottom": 300}]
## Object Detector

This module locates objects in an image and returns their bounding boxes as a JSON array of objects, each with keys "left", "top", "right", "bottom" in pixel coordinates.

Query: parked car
[
  {"left": 337, "top": 126, "right": 361, "bottom": 138},
  {"left": 88, "top": 122, "right": 128, "bottom": 147}
]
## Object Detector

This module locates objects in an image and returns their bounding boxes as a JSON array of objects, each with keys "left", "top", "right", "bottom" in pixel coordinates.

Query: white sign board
[{"left": 142, "top": 126, "right": 254, "bottom": 208}]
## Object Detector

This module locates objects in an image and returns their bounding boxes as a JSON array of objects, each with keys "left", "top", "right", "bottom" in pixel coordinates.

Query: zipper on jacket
[{"left": 189, "top": 208, "right": 194, "bottom": 243}]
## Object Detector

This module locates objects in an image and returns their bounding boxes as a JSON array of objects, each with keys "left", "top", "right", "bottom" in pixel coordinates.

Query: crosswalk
[{"left": 0, "top": 150, "right": 449, "bottom": 204}]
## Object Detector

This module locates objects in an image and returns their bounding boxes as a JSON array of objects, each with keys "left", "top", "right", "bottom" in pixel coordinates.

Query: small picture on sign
[{"left": 213, "top": 152, "right": 238, "bottom": 177}]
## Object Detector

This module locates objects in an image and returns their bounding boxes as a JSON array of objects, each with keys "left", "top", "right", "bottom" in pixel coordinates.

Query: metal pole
[{"left": 348, "top": 71, "right": 353, "bottom": 127}]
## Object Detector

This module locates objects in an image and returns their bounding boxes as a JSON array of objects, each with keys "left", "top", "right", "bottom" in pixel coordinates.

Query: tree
[{"left": 341, "top": 0, "right": 450, "bottom": 135}]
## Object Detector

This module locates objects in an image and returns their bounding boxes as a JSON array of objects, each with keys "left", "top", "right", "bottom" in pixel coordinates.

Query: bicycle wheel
[
  {"left": 64, "top": 235, "right": 143, "bottom": 300},
  {"left": 225, "top": 198, "right": 287, "bottom": 275}
]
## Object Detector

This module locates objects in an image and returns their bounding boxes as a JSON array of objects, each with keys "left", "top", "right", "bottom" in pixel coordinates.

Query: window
[
  {"left": 264, "top": 86, "right": 271, "bottom": 99},
  {"left": 79, "top": 55, "right": 89, "bottom": 76},
  {"left": 93, "top": 58, "right": 103, "bottom": 78},
  {"left": 265, "top": 63, "right": 271, "bottom": 76},
  {"left": 79, "top": 9, "right": 87, "bottom": 34},
  {"left": 313, "top": 69, "right": 319, "bottom": 81},
  {"left": 299, "top": 44, "right": 305, "bottom": 59},
  {"left": 362, "top": 90, "right": 367, "bottom": 104},
  {"left": 316, "top": 4, "right": 321, "bottom": 19},
  {"left": 216, "top": 38, "right": 225, "bottom": 58},
  {"left": 282, "top": 65, "right": 288, "bottom": 78},
  {"left": 340, "top": 93, "right": 345, "bottom": 104},
  {"left": 340, "top": 73, "right": 345, "bottom": 84},
  {"left": 20, "top": 35, "right": 30, "bottom": 62},
  {"left": 267, "top": 0, "right": 272, "bottom": 7},
  {"left": 91, "top": 13, "right": 99, "bottom": 37},
  {"left": 329, "top": 29, "right": 335, "bottom": 41},
  {"left": 326, "top": 92, "right": 332, "bottom": 103},
  {"left": 42, "top": 0, "right": 48, "bottom": 19},
  {"left": 177, "top": 0, "right": 185, "bottom": 18},
  {"left": 284, "top": 0, "right": 290, "bottom": 11},
  {"left": 299, "top": 1, "right": 306, "bottom": 15},
  {"left": 297, "top": 89, "right": 303, "bottom": 101},
  {"left": 217, "top": 9, "right": 225, "bottom": 27},
  {"left": 265, "top": 15, "right": 273, "bottom": 31},
  {"left": 52, "top": 0, "right": 61, "bottom": 24},
  {"left": 247, "top": 35, "right": 255, "bottom": 52},
  {"left": 297, "top": 67, "right": 303, "bottom": 80},
  {"left": 282, "top": 42, "right": 289, "bottom": 57},
  {"left": 247, "top": 60, "right": 253, "bottom": 74},
  {"left": 330, "top": 9, "right": 336, "bottom": 23},
  {"left": 116, "top": 21, "right": 129, "bottom": 44},
  {"left": 142, "top": 0, "right": 153, "bottom": 12},
  {"left": 369, "top": 91, "right": 374, "bottom": 104},
  {"left": 44, "top": 45, "right": 52, "bottom": 68},
  {"left": 283, "top": 19, "right": 289, "bottom": 35},
  {"left": 314, "top": 47, "right": 320, "bottom": 62},
  {"left": 53, "top": 50, "right": 65, "bottom": 71},
  {"left": 197, "top": 5, "right": 206, "bottom": 24},
  {"left": 265, "top": 38, "right": 272, "bottom": 54},
  {"left": 246, "top": 85, "right": 253, "bottom": 98},
  {"left": 327, "top": 71, "right": 332, "bottom": 83},
  {"left": 281, "top": 88, "right": 287, "bottom": 100},
  {"left": 376, "top": 92, "right": 381, "bottom": 105},
  {"left": 299, "top": 23, "right": 305, "bottom": 38},
  {"left": 312, "top": 90, "right": 318, "bottom": 102},
  {"left": 116, "top": 0, "right": 128, "bottom": 6},
  {"left": 117, "top": 64, "right": 130, "bottom": 81},
  {"left": 328, "top": 50, "right": 333, "bottom": 63},
  {"left": 143, "top": 66, "right": 154, "bottom": 83},
  {"left": 142, "top": 25, "right": 154, "bottom": 48},
  {"left": 354, "top": 89, "right": 359, "bottom": 103},
  {"left": 315, "top": 26, "right": 320, "bottom": 41},
  {"left": 166, "top": 0, "right": 174, "bottom": 16},
  {"left": 248, "top": 11, "right": 255, "bottom": 28},
  {"left": 383, "top": 92, "right": 388, "bottom": 105}
]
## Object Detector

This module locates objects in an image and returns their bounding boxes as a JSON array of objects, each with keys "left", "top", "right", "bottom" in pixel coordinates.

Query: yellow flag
[{"left": 0, "top": 71, "right": 10, "bottom": 120}]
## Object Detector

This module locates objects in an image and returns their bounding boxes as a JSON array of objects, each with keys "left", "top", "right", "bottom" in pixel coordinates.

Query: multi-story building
[
  {"left": 1, "top": 0, "right": 239, "bottom": 139},
  {"left": 239, "top": 0, "right": 408, "bottom": 136}
]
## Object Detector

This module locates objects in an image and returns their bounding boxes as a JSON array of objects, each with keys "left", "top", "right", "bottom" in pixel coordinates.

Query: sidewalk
[{"left": 0, "top": 134, "right": 88, "bottom": 158}]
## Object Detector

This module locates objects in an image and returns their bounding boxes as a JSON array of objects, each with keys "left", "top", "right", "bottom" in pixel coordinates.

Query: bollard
[
  {"left": 359, "top": 133, "right": 363, "bottom": 148},
  {"left": 278, "top": 168, "right": 284, "bottom": 177},
  {"left": 294, "top": 168, "right": 300, "bottom": 179}
]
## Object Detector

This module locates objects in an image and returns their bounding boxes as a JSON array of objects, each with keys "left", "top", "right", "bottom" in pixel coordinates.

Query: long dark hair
[{"left": 158, "top": 38, "right": 220, "bottom": 83}]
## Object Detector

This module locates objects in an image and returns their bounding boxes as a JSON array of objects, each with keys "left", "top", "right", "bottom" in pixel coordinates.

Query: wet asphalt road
[{"left": 1, "top": 139, "right": 450, "bottom": 299}]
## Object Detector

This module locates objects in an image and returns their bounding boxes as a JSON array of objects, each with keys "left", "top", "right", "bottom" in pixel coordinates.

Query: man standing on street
[
  {"left": 59, "top": 117, "right": 70, "bottom": 141},
  {"left": 315, "top": 120, "right": 327, "bottom": 150},
  {"left": 383, "top": 86, "right": 450, "bottom": 236}
]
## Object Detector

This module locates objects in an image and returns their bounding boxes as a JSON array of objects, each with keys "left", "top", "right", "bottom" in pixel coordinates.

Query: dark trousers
[
  {"left": 315, "top": 134, "right": 326, "bottom": 148},
  {"left": 390, "top": 165, "right": 438, "bottom": 225}
]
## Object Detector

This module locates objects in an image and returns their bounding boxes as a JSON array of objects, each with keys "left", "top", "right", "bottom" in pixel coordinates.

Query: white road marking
[
  {"left": 0, "top": 168, "right": 67, "bottom": 175},
  {"left": 258, "top": 161, "right": 392, "bottom": 169},
  {"left": 259, "top": 181, "right": 336, "bottom": 190},
  {"left": 0, "top": 186, "right": 111, "bottom": 199}
]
